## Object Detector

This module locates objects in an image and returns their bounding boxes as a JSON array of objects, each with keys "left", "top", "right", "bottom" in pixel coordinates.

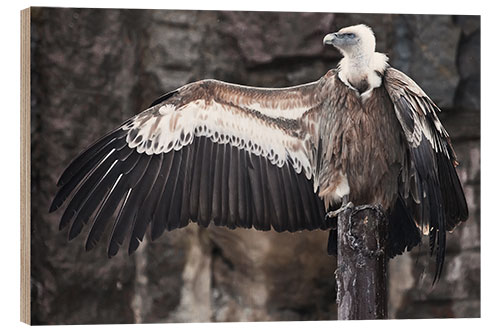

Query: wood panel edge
[{"left": 20, "top": 7, "right": 31, "bottom": 326}]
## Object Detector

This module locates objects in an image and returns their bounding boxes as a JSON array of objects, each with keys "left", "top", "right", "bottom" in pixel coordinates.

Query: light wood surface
[{"left": 20, "top": 7, "right": 31, "bottom": 325}]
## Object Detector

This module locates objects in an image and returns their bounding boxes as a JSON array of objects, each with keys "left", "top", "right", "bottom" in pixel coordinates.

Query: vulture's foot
[
  {"left": 351, "top": 204, "right": 386, "bottom": 219},
  {"left": 325, "top": 203, "right": 385, "bottom": 256},
  {"left": 325, "top": 201, "right": 354, "bottom": 220}
]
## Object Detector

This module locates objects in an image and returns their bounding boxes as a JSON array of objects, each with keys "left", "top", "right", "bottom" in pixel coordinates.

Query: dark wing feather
[
  {"left": 227, "top": 143, "right": 239, "bottom": 229},
  {"left": 128, "top": 153, "right": 168, "bottom": 253},
  {"left": 199, "top": 137, "right": 214, "bottom": 226},
  {"left": 164, "top": 147, "right": 187, "bottom": 232},
  {"left": 50, "top": 132, "right": 128, "bottom": 214},
  {"left": 107, "top": 154, "right": 153, "bottom": 257},
  {"left": 218, "top": 143, "right": 231, "bottom": 228},
  {"left": 178, "top": 140, "right": 195, "bottom": 230},
  {"left": 384, "top": 67, "right": 468, "bottom": 281},
  {"left": 247, "top": 154, "right": 266, "bottom": 229},
  {"left": 55, "top": 128, "right": 128, "bottom": 188},
  {"left": 189, "top": 136, "right": 203, "bottom": 221},
  {"left": 51, "top": 78, "right": 329, "bottom": 256},
  {"left": 85, "top": 150, "right": 142, "bottom": 251},
  {"left": 238, "top": 148, "right": 251, "bottom": 228}
]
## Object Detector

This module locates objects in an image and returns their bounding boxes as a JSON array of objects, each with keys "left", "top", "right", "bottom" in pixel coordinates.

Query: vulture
[{"left": 50, "top": 24, "right": 468, "bottom": 281}]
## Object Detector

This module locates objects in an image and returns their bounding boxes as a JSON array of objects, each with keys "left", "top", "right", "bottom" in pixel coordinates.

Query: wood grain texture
[
  {"left": 336, "top": 205, "right": 388, "bottom": 320},
  {"left": 20, "top": 7, "right": 31, "bottom": 325}
]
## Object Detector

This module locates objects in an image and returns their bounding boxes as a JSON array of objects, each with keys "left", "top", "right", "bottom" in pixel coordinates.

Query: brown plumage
[
  {"left": 311, "top": 70, "right": 405, "bottom": 211},
  {"left": 50, "top": 24, "right": 468, "bottom": 281}
]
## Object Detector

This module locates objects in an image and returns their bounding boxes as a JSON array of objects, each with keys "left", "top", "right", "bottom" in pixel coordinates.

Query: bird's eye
[{"left": 345, "top": 33, "right": 356, "bottom": 38}]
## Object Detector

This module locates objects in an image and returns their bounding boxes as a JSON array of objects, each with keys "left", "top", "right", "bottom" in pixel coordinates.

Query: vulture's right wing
[{"left": 50, "top": 78, "right": 332, "bottom": 256}]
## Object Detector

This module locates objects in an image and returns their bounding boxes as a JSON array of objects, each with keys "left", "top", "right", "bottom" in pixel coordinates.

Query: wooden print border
[{"left": 20, "top": 7, "right": 31, "bottom": 325}]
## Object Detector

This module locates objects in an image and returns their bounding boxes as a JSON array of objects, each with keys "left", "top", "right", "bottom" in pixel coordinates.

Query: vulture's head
[{"left": 323, "top": 24, "right": 376, "bottom": 59}]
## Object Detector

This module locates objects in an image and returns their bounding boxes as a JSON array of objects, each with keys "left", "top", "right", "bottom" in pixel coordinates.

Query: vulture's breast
[{"left": 325, "top": 84, "right": 405, "bottom": 209}]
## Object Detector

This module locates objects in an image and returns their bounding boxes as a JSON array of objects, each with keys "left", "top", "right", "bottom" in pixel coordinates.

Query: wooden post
[{"left": 336, "top": 204, "right": 388, "bottom": 320}]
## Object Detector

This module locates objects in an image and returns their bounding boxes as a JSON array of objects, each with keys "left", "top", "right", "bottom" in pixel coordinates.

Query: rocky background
[{"left": 29, "top": 8, "right": 480, "bottom": 324}]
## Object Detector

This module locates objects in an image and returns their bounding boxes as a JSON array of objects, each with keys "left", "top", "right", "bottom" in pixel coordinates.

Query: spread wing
[
  {"left": 384, "top": 67, "right": 468, "bottom": 280},
  {"left": 50, "top": 78, "right": 330, "bottom": 257}
]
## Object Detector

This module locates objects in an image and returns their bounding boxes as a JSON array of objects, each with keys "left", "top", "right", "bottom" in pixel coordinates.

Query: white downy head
[{"left": 323, "top": 24, "right": 388, "bottom": 98}]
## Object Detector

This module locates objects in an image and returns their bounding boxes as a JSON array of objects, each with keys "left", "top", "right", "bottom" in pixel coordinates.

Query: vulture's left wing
[
  {"left": 384, "top": 67, "right": 468, "bottom": 279},
  {"left": 50, "top": 79, "right": 330, "bottom": 256}
]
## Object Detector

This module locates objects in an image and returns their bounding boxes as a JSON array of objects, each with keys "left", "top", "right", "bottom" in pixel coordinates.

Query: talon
[
  {"left": 352, "top": 203, "right": 386, "bottom": 218},
  {"left": 325, "top": 201, "right": 354, "bottom": 219}
]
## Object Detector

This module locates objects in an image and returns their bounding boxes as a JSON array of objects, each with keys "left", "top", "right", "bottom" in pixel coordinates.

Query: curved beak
[{"left": 323, "top": 33, "right": 338, "bottom": 46}]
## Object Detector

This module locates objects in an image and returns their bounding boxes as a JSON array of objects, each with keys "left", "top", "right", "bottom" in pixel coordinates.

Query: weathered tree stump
[{"left": 336, "top": 204, "right": 388, "bottom": 320}]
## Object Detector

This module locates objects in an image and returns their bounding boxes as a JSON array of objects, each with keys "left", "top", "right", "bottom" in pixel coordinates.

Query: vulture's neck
[{"left": 338, "top": 51, "right": 388, "bottom": 98}]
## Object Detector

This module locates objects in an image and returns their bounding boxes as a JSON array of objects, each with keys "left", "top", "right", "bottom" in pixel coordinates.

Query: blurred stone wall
[{"left": 29, "top": 8, "right": 480, "bottom": 324}]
